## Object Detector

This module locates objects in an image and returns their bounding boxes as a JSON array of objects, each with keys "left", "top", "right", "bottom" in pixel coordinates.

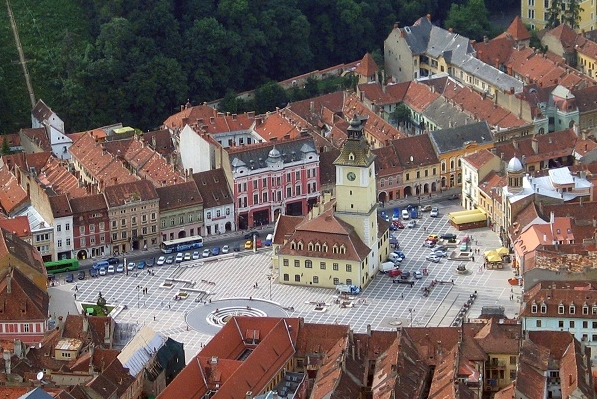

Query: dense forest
[{"left": 0, "top": 0, "right": 516, "bottom": 134}]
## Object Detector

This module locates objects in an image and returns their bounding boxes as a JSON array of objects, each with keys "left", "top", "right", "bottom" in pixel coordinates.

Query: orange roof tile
[
  {"left": 0, "top": 167, "right": 28, "bottom": 214},
  {"left": 354, "top": 53, "right": 378, "bottom": 77},
  {"left": 505, "top": 16, "right": 531, "bottom": 41}
]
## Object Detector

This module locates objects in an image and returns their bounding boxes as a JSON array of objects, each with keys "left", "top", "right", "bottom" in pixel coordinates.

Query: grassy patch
[{"left": 81, "top": 303, "right": 115, "bottom": 317}]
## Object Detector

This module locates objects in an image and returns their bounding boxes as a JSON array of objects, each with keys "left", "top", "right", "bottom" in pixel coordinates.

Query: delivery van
[
  {"left": 92, "top": 260, "right": 109, "bottom": 270},
  {"left": 379, "top": 261, "right": 397, "bottom": 273}
]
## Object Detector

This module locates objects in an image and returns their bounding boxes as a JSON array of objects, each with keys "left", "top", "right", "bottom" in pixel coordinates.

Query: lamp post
[
  {"left": 124, "top": 256, "right": 128, "bottom": 276},
  {"left": 267, "top": 274, "right": 273, "bottom": 300},
  {"left": 408, "top": 308, "right": 413, "bottom": 327},
  {"left": 136, "top": 285, "right": 141, "bottom": 308}
]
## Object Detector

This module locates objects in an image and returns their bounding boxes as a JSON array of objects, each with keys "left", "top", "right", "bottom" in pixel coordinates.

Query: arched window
[
  {"left": 322, "top": 243, "right": 328, "bottom": 252},
  {"left": 308, "top": 242, "right": 314, "bottom": 251},
  {"left": 290, "top": 241, "right": 296, "bottom": 250},
  {"left": 340, "top": 245, "right": 346, "bottom": 254},
  {"left": 333, "top": 245, "right": 338, "bottom": 254},
  {"left": 298, "top": 241, "right": 304, "bottom": 250},
  {"left": 315, "top": 243, "right": 321, "bottom": 252}
]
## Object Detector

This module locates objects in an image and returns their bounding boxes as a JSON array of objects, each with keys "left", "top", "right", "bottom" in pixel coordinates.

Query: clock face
[{"left": 347, "top": 172, "right": 356, "bottom": 181}]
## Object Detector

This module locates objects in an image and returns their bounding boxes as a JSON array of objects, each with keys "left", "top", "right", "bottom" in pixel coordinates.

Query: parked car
[
  {"left": 77, "top": 271, "right": 86, "bottom": 280},
  {"left": 459, "top": 242, "right": 468, "bottom": 251},
  {"left": 222, "top": 245, "right": 230, "bottom": 254},
  {"left": 388, "top": 269, "right": 402, "bottom": 278},
  {"left": 146, "top": 258, "right": 155, "bottom": 267},
  {"left": 401, "top": 209, "right": 410, "bottom": 220},
  {"left": 89, "top": 268, "right": 98, "bottom": 277},
  {"left": 157, "top": 256, "right": 166, "bottom": 266},
  {"left": 99, "top": 267, "right": 107, "bottom": 276},
  {"left": 421, "top": 205, "right": 432, "bottom": 212},
  {"left": 440, "top": 233, "right": 457, "bottom": 240},
  {"left": 430, "top": 207, "right": 439, "bottom": 217},
  {"left": 255, "top": 239, "right": 263, "bottom": 248},
  {"left": 431, "top": 250, "right": 447, "bottom": 257},
  {"left": 107, "top": 265, "right": 115, "bottom": 274},
  {"left": 244, "top": 240, "right": 253, "bottom": 250},
  {"left": 407, "top": 220, "right": 416, "bottom": 228},
  {"left": 183, "top": 252, "right": 192, "bottom": 262},
  {"left": 423, "top": 240, "right": 436, "bottom": 248},
  {"left": 202, "top": 249, "right": 211, "bottom": 258},
  {"left": 116, "top": 263, "right": 124, "bottom": 273},
  {"left": 175, "top": 253, "right": 184, "bottom": 263},
  {"left": 393, "top": 220, "right": 404, "bottom": 229},
  {"left": 448, "top": 194, "right": 459, "bottom": 200},
  {"left": 165, "top": 255, "right": 175, "bottom": 264},
  {"left": 137, "top": 261, "right": 146, "bottom": 269},
  {"left": 244, "top": 231, "right": 260, "bottom": 239},
  {"left": 414, "top": 270, "right": 423, "bottom": 279},
  {"left": 425, "top": 255, "right": 441, "bottom": 263},
  {"left": 400, "top": 271, "right": 411, "bottom": 280},
  {"left": 127, "top": 262, "right": 136, "bottom": 271},
  {"left": 393, "top": 251, "right": 406, "bottom": 259},
  {"left": 107, "top": 257, "right": 120, "bottom": 265},
  {"left": 65, "top": 273, "right": 75, "bottom": 283},
  {"left": 212, "top": 247, "right": 221, "bottom": 256},
  {"left": 233, "top": 243, "right": 241, "bottom": 252},
  {"left": 427, "top": 234, "right": 439, "bottom": 241}
]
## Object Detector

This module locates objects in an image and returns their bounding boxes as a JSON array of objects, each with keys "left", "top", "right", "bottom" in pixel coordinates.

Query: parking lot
[{"left": 49, "top": 199, "right": 521, "bottom": 362}]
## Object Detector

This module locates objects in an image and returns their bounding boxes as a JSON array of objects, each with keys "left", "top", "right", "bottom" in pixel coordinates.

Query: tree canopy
[{"left": 0, "top": 0, "right": 513, "bottom": 134}]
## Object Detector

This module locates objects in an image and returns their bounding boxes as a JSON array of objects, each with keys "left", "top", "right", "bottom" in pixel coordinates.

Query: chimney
[
  {"left": 426, "top": 14, "right": 431, "bottom": 21},
  {"left": 483, "top": 35, "right": 489, "bottom": 44},
  {"left": 393, "top": 22, "right": 399, "bottom": 30},
  {"left": 550, "top": 212, "right": 555, "bottom": 224},
  {"left": 448, "top": 27, "right": 453, "bottom": 33},
  {"left": 532, "top": 137, "right": 538, "bottom": 153},
  {"left": 14, "top": 340, "right": 22, "bottom": 359},
  {"left": 367, "top": 324, "right": 371, "bottom": 336},
  {"left": 543, "top": 233, "right": 547, "bottom": 243},
  {"left": 246, "top": 392, "right": 253, "bottom": 399},
  {"left": 83, "top": 315, "right": 89, "bottom": 332}
]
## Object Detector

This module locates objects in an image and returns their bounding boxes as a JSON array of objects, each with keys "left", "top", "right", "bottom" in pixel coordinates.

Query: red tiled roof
[
  {"left": 402, "top": 81, "right": 440, "bottom": 113},
  {"left": 390, "top": 134, "right": 439, "bottom": 169},
  {"left": 163, "top": 104, "right": 217, "bottom": 131},
  {"left": 192, "top": 168, "right": 233, "bottom": 208},
  {"left": 343, "top": 93, "right": 405, "bottom": 143},
  {"left": 372, "top": 145, "right": 403, "bottom": 178},
  {"left": 0, "top": 216, "right": 30, "bottom": 238},
  {"left": 505, "top": 16, "right": 531, "bottom": 41},
  {"left": 156, "top": 181, "right": 203, "bottom": 211},
  {"left": 354, "top": 53, "right": 378, "bottom": 77},
  {"left": 494, "top": 129, "right": 578, "bottom": 164},
  {"left": 39, "top": 157, "right": 88, "bottom": 198},
  {"left": 253, "top": 112, "right": 301, "bottom": 142},
  {"left": 357, "top": 83, "right": 396, "bottom": 106},
  {"left": 462, "top": 149, "right": 499, "bottom": 169},
  {"left": 20, "top": 128, "right": 51, "bottom": 152},
  {"left": 0, "top": 167, "right": 28, "bottom": 214}
]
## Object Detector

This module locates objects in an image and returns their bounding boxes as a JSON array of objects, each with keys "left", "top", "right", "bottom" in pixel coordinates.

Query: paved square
[{"left": 51, "top": 200, "right": 521, "bottom": 362}]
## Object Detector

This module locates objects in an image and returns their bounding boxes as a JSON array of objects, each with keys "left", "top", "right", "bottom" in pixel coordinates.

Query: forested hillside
[{"left": 0, "top": 0, "right": 516, "bottom": 134}]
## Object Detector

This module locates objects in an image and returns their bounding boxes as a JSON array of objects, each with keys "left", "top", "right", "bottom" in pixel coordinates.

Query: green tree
[
  {"left": 1, "top": 136, "right": 11, "bottom": 155},
  {"left": 545, "top": 0, "right": 563, "bottom": 29},
  {"left": 444, "top": 0, "right": 494, "bottom": 41},
  {"left": 564, "top": 0, "right": 584, "bottom": 29},
  {"left": 390, "top": 104, "right": 411, "bottom": 126},
  {"left": 254, "top": 81, "right": 289, "bottom": 114}
]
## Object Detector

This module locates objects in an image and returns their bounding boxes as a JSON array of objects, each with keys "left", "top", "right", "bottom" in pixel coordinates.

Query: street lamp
[
  {"left": 408, "top": 308, "right": 413, "bottom": 327},
  {"left": 136, "top": 285, "right": 141, "bottom": 308},
  {"left": 267, "top": 274, "right": 273, "bottom": 300}
]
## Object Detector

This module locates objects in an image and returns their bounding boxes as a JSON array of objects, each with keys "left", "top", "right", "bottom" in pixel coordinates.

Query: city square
[{"left": 49, "top": 199, "right": 521, "bottom": 362}]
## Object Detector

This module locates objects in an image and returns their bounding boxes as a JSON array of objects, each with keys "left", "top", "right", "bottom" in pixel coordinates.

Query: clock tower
[{"left": 333, "top": 115, "right": 380, "bottom": 249}]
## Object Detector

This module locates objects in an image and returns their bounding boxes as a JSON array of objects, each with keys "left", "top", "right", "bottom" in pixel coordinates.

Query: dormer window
[
  {"left": 315, "top": 243, "right": 321, "bottom": 252},
  {"left": 348, "top": 152, "right": 355, "bottom": 161},
  {"left": 340, "top": 245, "right": 346, "bottom": 254},
  {"left": 531, "top": 303, "right": 538, "bottom": 313},
  {"left": 290, "top": 241, "right": 296, "bottom": 250},
  {"left": 333, "top": 244, "right": 338, "bottom": 254},
  {"left": 593, "top": 306, "right": 597, "bottom": 315},
  {"left": 569, "top": 305, "right": 575, "bottom": 315},
  {"left": 558, "top": 304, "right": 565, "bottom": 314},
  {"left": 298, "top": 242, "right": 304, "bottom": 250},
  {"left": 541, "top": 304, "right": 547, "bottom": 313},
  {"left": 322, "top": 244, "right": 328, "bottom": 252},
  {"left": 583, "top": 306, "right": 589, "bottom": 315},
  {"left": 308, "top": 242, "right": 314, "bottom": 251}
]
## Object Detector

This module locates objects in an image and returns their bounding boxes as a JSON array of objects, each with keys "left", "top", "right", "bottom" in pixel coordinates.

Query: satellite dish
[{"left": 36, "top": 372, "right": 44, "bottom": 381}]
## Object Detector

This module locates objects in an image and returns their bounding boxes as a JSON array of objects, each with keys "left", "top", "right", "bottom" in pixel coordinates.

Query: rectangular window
[
  {"left": 333, "top": 277, "right": 339, "bottom": 285},
  {"left": 287, "top": 187, "right": 292, "bottom": 197},
  {"left": 57, "top": 240, "right": 62, "bottom": 248},
  {"left": 283, "top": 274, "right": 289, "bottom": 281},
  {"left": 121, "top": 232, "right": 127, "bottom": 239},
  {"left": 333, "top": 263, "right": 339, "bottom": 271},
  {"left": 570, "top": 321, "right": 575, "bottom": 328},
  {"left": 66, "top": 238, "right": 71, "bottom": 246},
  {"left": 346, "top": 264, "right": 352, "bottom": 272},
  {"left": 263, "top": 192, "right": 268, "bottom": 202},
  {"left": 57, "top": 225, "right": 61, "bottom": 232},
  {"left": 80, "top": 238, "right": 86, "bottom": 247},
  {"left": 283, "top": 259, "right": 289, "bottom": 267},
  {"left": 294, "top": 275, "right": 300, "bottom": 282},
  {"left": 313, "top": 276, "right": 319, "bottom": 284},
  {"left": 296, "top": 171, "right": 300, "bottom": 179},
  {"left": 65, "top": 223, "right": 70, "bottom": 231},
  {"left": 89, "top": 224, "right": 95, "bottom": 233},
  {"left": 536, "top": 320, "right": 542, "bottom": 327},
  {"left": 559, "top": 320, "right": 564, "bottom": 328},
  {"left": 294, "top": 260, "right": 300, "bottom": 267},
  {"left": 90, "top": 237, "right": 96, "bottom": 244},
  {"left": 253, "top": 193, "right": 259, "bottom": 204},
  {"left": 320, "top": 262, "right": 326, "bottom": 270}
]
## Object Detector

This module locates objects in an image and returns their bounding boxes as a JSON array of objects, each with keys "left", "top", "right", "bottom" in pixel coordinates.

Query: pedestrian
[
  {"left": 400, "top": 293, "right": 404, "bottom": 299},
  {"left": 510, "top": 287, "right": 513, "bottom": 293},
  {"left": 74, "top": 293, "right": 77, "bottom": 300},
  {"left": 75, "top": 285, "right": 78, "bottom": 292},
  {"left": 255, "top": 282, "right": 258, "bottom": 288},
  {"left": 472, "top": 255, "right": 475, "bottom": 262},
  {"left": 153, "top": 315, "right": 156, "bottom": 321},
  {"left": 168, "top": 304, "right": 171, "bottom": 309}
]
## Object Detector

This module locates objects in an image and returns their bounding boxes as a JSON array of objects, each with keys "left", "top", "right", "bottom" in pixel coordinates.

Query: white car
[
  {"left": 401, "top": 209, "right": 410, "bottom": 220},
  {"left": 414, "top": 270, "right": 423, "bottom": 279},
  {"left": 157, "top": 256, "right": 166, "bottom": 266},
  {"left": 425, "top": 255, "right": 441, "bottom": 263},
  {"left": 222, "top": 245, "right": 230, "bottom": 254},
  {"left": 107, "top": 265, "right": 115, "bottom": 274},
  {"left": 407, "top": 220, "right": 416, "bottom": 228},
  {"left": 202, "top": 248, "right": 211, "bottom": 258},
  {"left": 127, "top": 262, "right": 136, "bottom": 271},
  {"left": 175, "top": 253, "right": 184, "bottom": 263},
  {"left": 116, "top": 263, "right": 124, "bottom": 273},
  {"left": 192, "top": 251, "right": 200, "bottom": 260},
  {"left": 99, "top": 266, "right": 107, "bottom": 276},
  {"left": 430, "top": 207, "right": 439, "bottom": 217}
]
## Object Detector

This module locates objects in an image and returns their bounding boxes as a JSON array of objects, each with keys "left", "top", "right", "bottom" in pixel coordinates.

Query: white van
[
  {"left": 388, "top": 252, "right": 403, "bottom": 264},
  {"left": 401, "top": 209, "right": 410, "bottom": 220}
]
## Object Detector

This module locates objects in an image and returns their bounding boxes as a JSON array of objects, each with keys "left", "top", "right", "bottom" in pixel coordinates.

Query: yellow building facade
[
  {"left": 273, "top": 116, "right": 390, "bottom": 289},
  {"left": 522, "top": 0, "right": 595, "bottom": 31}
]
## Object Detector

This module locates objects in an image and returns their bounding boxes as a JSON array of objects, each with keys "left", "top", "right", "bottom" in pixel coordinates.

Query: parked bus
[
  {"left": 44, "top": 258, "right": 80, "bottom": 274},
  {"left": 160, "top": 235, "right": 204, "bottom": 253}
]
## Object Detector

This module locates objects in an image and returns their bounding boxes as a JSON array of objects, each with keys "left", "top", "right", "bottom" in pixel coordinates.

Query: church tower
[
  {"left": 507, "top": 156, "right": 525, "bottom": 194},
  {"left": 333, "top": 115, "right": 379, "bottom": 248}
]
